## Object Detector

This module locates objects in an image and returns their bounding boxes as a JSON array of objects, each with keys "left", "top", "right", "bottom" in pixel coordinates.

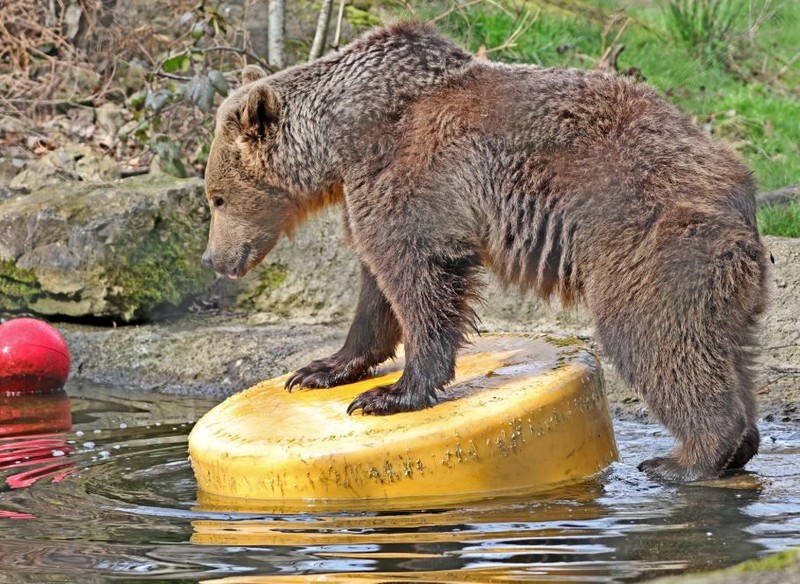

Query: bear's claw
[
  {"left": 285, "top": 356, "right": 370, "bottom": 392},
  {"left": 638, "top": 456, "right": 715, "bottom": 482},
  {"left": 347, "top": 383, "right": 438, "bottom": 415}
]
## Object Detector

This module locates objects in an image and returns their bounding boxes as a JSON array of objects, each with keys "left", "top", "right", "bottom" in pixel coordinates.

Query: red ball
[{"left": 0, "top": 318, "right": 71, "bottom": 394}]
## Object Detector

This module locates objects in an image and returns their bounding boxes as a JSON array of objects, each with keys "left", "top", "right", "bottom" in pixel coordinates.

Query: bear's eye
[{"left": 212, "top": 196, "right": 225, "bottom": 208}]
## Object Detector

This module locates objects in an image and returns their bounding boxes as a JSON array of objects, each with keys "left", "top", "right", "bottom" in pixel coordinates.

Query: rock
[
  {"left": 114, "top": 61, "right": 148, "bottom": 96},
  {"left": 59, "top": 64, "right": 101, "bottom": 98},
  {"left": 228, "top": 209, "right": 359, "bottom": 318},
  {"left": 0, "top": 157, "right": 25, "bottom": 186},
  {"left": 0, "top": 148, "right": 33, "bottom": 202},
  {"left": 63, "top": 1, "right": 87, "bottom": 44},
  {"left": 9, "top": 144, "right": 120, "bottom": 192},
  {"left": 0, "top": 175, "right": 212, "bottom": 321},
  {"left": 75, "top": 149, "right": 120, "bottom": 182},
  {"left": 650, "top": 548, "right": 800, "bottom": 584},
  {"left": 61, "top": 313, "right": 348, "bottom": 396},
  {"left": 758, "top": 235, "right": 800, "bottom": 410},
  {"left": 95, "top": 102, "right": 127, "bottom": 135},
  {"left": 227, "top": 208, "right": 591, "bottom": 333},
  {"left": 0, "top": 116, "right": 28, "bottom": 136}
]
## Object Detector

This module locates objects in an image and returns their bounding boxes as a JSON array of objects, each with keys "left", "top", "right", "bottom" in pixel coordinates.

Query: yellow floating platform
[{"left": 189, "top": 334, "right": 618, "bottom": 509}]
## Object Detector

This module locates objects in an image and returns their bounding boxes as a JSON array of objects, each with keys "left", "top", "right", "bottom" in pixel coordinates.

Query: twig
[
  {"left": 120, "top": 167, "right": 150, "bottom": 178},
  {"left": 393, "top": 0, "right": 417, "bottom": 16},
  {"left": 154, "top": 45, "right": 274, "bottom": 82},
  {"left": 486, "top": 9, "right": 539, "bottom": 54},
  {"left": 483, "top": 0, "right": 515, "bottom": 19},
  {"left": 777, "top": 50, "right": 800, "bottom": 79},
  {"left": 430, "top": 0, "right": 487, "bottom": 24},
  {"left": 598, "top": 15, "right": 630, "bottom": 69},
  {"left": 199, "top": 46, "right": 273, "bottom": 72},
  {"left": 155, "top": 71, "right": 194, "bottom": 82}
]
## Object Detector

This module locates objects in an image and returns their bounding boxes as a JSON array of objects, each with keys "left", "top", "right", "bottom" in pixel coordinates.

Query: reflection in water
[
  {"left": 0, "top": 390, "right": 74, "bottom": 495},
  {"left": 0, "top": 383, "right": 798, "bottom": 582},
  {"left": 0, "top": 390, "right": 71, "bottom": 437}
]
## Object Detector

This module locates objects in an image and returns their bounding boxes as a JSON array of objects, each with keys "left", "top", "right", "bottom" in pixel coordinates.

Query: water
[{"left": 0, "top": 382, "right": 798, "bottom": 583}]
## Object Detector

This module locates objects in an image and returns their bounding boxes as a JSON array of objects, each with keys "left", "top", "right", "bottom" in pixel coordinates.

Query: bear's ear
[
  {"left": 241, "top": 82, "right": 280, "bottom": 136},
  {"left": 242, "top": 65, "right": 266, "bottom": 84}
]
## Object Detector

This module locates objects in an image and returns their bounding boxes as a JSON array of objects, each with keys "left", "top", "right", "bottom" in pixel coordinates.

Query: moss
[
  {"left": 254, "top": 263, "right": 288, "bottom": 296},
  {"left": 730, "top": 549, "right": 800, "bottom": 573},
  {"left": 545, "top": 335, "right": 584, "bottom": 348},
  {"left": 102, "top": 210, "right": 212, "bottom": 321},
  {"left": 0, "top": 260, "right": 43, "bottom": 310}
]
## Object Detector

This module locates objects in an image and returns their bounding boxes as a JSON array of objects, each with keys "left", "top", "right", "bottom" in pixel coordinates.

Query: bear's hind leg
[
  {"left": 724, "top": 350, "right": 761, "bottom": 471},
  {"left": 592, "top": 224, "right": 767, "bottom": 482},
  {"left": 286, "top": 263, "right": 402, "bottom": 391},
  {"left": 616, "top": 326, "right": 756, "bottom": 482}
]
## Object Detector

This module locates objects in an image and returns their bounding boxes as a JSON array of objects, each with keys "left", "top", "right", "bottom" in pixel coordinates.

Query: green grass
[
  {"left": 418, "top": 0, "right": 799, "bottom": 193},
  {"left": 758, "top": 202, "right": 800, "bottom": 237},
  {"left": 663, "top": 0, "right": 742, "bottom": 60}
]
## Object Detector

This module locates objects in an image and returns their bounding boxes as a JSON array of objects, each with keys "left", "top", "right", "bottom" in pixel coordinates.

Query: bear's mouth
[{"left": 227, "top": 244, "right": 252, "bottom": 280}]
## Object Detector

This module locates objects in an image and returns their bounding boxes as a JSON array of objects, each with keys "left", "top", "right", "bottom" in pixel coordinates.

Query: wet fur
[{"left": 202, "top": 22, "right": 769, "bottom": 482}]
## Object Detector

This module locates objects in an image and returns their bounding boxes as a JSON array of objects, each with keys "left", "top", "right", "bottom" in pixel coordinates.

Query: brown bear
[{"left": 201, "top": 22, "right": 769, "bottom": 482}]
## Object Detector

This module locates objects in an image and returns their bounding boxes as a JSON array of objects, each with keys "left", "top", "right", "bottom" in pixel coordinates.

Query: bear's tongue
[{"left": 228, "top": 272, "right": 240, "bottom": 280}]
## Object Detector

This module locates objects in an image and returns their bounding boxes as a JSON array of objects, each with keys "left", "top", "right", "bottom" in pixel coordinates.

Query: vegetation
[
  {"left": 1, "top": 0, "right": 797, "bottom": 223},
  {"left": 420, "top": 0, "right": 799, "bottom": 194},
  {"left": 758, "top": 202, "right": 800, "bottom": 237}
]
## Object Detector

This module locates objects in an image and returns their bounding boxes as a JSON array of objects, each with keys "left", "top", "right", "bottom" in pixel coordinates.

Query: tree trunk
[
  {"left": 309, "top": 0, "right": 334, "bottom": 61},
  {"left": 268, "top": 0, "right": 286, "bottom": 69},
  {"left": 757, "top": 184, "right": 800, "bottom": 208}
]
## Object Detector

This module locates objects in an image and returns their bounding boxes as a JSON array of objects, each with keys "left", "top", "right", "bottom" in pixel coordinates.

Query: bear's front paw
[
  {"left": 347, "top": 382, "right": 438, "bottom": 415},
  {"left": 638, "top": 456, "right": 716, "bottom": 482},
  {"left": 285, "top": 356, "right": 370, "bottom": 392}
]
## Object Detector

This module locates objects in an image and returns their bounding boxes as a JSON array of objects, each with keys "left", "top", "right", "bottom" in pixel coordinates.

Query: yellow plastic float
[{"left": 189, "top": 334, "right": 618, "bottom": 509}]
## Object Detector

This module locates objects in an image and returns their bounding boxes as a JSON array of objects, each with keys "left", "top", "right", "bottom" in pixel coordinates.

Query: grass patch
[
  {"left": 758, "top": 202, "right": 800, "bottom": 237},
  {"left": 663, "top": 0, "right": 743, "bottom": 60},
  {"left": 420, "top": 0, "right": 799, "bottom": 191}
]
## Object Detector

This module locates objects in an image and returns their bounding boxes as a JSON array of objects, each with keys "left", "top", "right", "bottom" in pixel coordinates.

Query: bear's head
[{"left": 201, "top": 65, "right": 293, "bottom": 280}]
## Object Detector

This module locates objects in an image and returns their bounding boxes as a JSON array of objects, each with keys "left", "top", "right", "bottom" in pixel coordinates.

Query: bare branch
[{"left": 430, "top": 0, "right": 487, "bottom": 24}]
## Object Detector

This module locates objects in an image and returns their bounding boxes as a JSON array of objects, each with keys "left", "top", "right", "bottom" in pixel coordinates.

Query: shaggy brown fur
[{"left": 201, "top": 22, "right": 769, "bottom": 482}]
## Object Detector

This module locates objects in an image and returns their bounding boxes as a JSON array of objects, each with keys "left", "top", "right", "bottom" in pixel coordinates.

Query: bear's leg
[
  {"left": 285, "top": 263, "right": 401, "bottom": 390},
  {"left": 635, "top": 365, "right": 756, "bottom": 482},
  {"left": 724, "top": 354, "right": 760, "bottom": 471},
  {"left": 597, "top": 310, "right": 758, "bottom": 481},
  {"left": 347, "top": 252, "right": 481, "bottom": 415},
  {"left": 592, "top": 229, "right": 766, "bottom": 481}
]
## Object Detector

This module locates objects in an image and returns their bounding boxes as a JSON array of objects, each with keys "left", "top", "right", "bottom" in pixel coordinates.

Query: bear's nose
[{"left": 201, "top": 249, "right": 214, "bottom": 270}]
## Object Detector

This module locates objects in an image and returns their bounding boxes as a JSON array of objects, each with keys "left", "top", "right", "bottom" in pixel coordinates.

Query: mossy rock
[
  {"left": 651, "top": 548, "right": 800, "bottom": 583},
  {"left": 0, "top": 175, "right": 212, "bottom": 321}
]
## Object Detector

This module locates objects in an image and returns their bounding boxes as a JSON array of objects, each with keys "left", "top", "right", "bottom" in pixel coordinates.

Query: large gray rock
[
  {"left": 9, "top": 144, "right": 120, "bottom": 193},
  {"left": 231, "top": 208, "right": 589, "bottom": 330},
  {"left": 229, "top": 209, "right": 360, "bottom": 318},
  {"left": 0, "top": 175, "right": 212, "bottom": 321}
]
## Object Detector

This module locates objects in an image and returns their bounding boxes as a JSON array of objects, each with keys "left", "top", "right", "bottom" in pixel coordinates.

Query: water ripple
[{"left": 0, "top": 382, "right": 798, "bottom": 582}]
